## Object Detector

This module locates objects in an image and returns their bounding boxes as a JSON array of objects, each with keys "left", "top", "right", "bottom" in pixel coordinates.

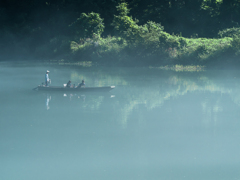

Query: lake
[{"left": 1, "top": 61, "right": 240, "bottom": 180}]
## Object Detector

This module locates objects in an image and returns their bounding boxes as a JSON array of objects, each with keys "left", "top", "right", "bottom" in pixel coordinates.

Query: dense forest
[{"left": 1, "top": 0, "right": 240, "bottom": 67}]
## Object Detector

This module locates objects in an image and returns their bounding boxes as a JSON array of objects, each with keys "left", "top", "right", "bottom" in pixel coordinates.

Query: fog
[{"left": 1, "top": 62, "right": 240, "bottom": 180}]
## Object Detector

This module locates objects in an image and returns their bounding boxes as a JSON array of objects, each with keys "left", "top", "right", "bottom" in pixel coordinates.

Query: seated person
[
  {"left": 66, "top": 80, "right": 72, "bottom": 88},
  {"left": 77, "top": 80, "right": 85, "bottom": 88}
]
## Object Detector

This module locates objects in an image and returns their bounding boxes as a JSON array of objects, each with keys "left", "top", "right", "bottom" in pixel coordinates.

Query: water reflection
[
  {"left": 1, "top": 63, "right": 240, "bottom": 180},
  {"left": 46, "top": 68, "right": 240, "bottom": 128},
  {"left": 45, "top": 94, "right": 51, "bottom": 110},
  {"left": 34, "top": 68, "right": 240, "bottom": 131},
  {"left": 115, "top": 73, "right": 240, "bottom": 128},
  {"left": 42, "top": 92, "right": 115, "bottom": 111}
]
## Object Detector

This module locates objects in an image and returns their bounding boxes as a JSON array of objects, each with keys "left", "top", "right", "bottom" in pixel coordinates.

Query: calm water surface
[{"left": 1, "top": 62, "right": 240, "bottom": 180}]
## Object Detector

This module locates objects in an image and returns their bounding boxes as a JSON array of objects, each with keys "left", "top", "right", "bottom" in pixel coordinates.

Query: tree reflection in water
[{"left": 44, "top": 68, "right": 240, "bottom": 128}]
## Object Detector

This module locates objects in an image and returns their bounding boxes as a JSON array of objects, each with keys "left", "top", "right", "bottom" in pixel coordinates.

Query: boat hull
[{"left": 35, "top": 85, "right": 115, "bottom": 92}]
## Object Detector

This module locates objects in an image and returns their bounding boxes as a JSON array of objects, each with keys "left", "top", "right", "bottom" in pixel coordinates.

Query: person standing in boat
[
  {"left": 45, "top": 70, "right": 51, "bottom": 86},
  {"left": 77, "top": 80, "right": 85, "bottom": 88}
]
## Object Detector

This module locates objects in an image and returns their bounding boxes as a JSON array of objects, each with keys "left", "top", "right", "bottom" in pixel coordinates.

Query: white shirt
[{"left": 45, "top": 73, "right": 49, "bottom": 82}]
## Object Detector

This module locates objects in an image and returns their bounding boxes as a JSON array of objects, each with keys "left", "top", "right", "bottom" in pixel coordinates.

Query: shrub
[
  {"left": 232, "top": 35, "right": 240, "bottom": 55},
  {"left": 218, "top": 27, "right": 240, "bottom": 38}
]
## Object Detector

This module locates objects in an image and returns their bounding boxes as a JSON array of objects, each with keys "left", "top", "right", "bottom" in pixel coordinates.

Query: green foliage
[
  {"left": 70, "top": 35, "right": 128, "bottom": 64},
  {"left": 177, "top": 37, "right": 233, "bottom": 63},
  {"left": 69, "top": 12, "right": 105, "bottom": 39},
  {"left": 112, "top": 3, "right": 139, "bottom": 41},
  {"left": 218, "top": 27, "right": 240, "bottom": 38},
  {"left": 112, "top": 3, "right": 165, "bottom": 48},
  {"left": 2, "top": 0, "right": 240, "bottom": 67},
  {"left": 139, "top": 21, "right": 164, "bottom": 43},
  {"left": 69, "top": 2, "right": 236, "bottom": 66},
  {"left": 232, "top": 35, "right": 240, "bottom": 55},
  {"left": 201, "top": 0, "right": 222, "bottom": 16},
  {"left": 57, "top": 2, "right": 240, "bottom": 66}
]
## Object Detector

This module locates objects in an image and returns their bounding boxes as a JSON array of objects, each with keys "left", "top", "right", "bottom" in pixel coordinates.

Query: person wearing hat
[{"left": 45, "top": 70, "right": 51, "bottom": 86}]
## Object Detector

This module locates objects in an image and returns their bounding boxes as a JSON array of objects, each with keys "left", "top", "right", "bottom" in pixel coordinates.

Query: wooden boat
[{"left": 34, "top": 85, "right": 115, "bottom": 92}]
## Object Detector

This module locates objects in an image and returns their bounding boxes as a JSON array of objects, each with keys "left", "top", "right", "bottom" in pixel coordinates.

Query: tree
[
  {"left": 69, "top": 12, "right": 105, "bottom": 40},
  {"left": 111, "top": 2, "right": 140, "bottom": 42}
]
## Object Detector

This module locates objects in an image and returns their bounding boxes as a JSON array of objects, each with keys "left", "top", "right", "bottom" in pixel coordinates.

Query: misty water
[{"left": 1, "top": 61, "right": 240, "bottom": 180}]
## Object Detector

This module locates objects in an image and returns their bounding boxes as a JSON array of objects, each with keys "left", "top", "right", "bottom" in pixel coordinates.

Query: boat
[{"left": 33, "top": 85, "right": 115, "bottom": 92}]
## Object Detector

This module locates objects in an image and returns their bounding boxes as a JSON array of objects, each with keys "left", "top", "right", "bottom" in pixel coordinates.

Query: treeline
[{"left": 1, "top": 0, "right": 240, "bottom": 66}]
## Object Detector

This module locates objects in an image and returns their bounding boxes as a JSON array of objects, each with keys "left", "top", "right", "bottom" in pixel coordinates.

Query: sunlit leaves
[{"left": 69, "top": 12, "right": 105, "bottom": 39}]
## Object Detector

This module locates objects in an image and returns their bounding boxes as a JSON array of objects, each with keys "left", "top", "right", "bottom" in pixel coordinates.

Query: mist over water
[{"left": 1, "top": 62, "right": 240, "bottom": 180}]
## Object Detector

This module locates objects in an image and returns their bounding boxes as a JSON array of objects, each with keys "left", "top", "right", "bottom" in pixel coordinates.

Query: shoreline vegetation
[
  {"left": 150, "top": 65, "right": 205, "bottom": 72},
  {"left": 1, "top": 1, "right": 240, "bottom": 68}
]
